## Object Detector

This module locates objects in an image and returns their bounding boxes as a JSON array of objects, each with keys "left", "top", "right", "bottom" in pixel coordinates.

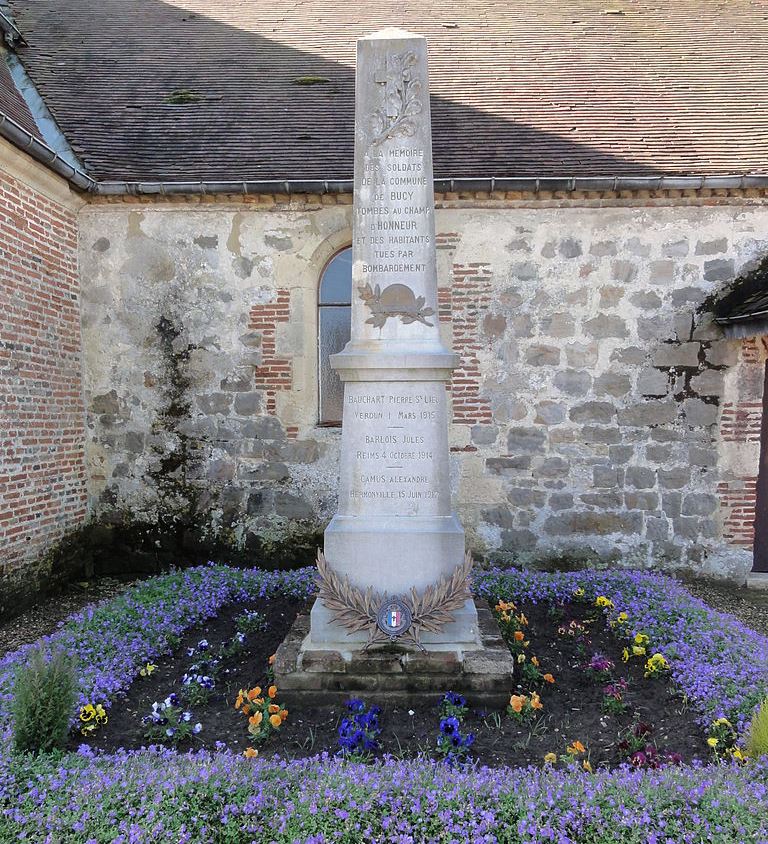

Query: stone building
[{"left": 2, "top": 0, "right": 768, "bottom": 606}]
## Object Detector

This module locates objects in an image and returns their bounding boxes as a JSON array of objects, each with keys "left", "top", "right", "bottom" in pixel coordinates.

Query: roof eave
[
  {"left": 0, "top": 109, "right": 96, "bottom": 191},
  {"left": 94, "top": 174, "right": 768, "bottom": 197}
]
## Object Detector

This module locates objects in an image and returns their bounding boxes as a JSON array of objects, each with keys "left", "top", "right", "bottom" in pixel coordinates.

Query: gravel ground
[
  {"left": 1, "top": 569, "right": 767, "bottom": 660},
  {"left": 680, "top": 576, "right": 768, "bottom": 636},
  {"left": 0, "top": 577, "right": 136, "bottom": 657}
]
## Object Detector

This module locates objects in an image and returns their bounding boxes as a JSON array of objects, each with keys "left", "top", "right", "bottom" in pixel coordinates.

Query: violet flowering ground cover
[
  {"left": 0, "top": 747, "right": 766, "bottom": 843},
  {"left": 1, "top": 564, "right": 768, "bottom": 842}
]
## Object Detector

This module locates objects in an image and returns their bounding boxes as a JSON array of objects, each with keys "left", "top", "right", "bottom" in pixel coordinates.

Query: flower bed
[{"left": 0, "top": 564, "right": 767, "bottom": 842}]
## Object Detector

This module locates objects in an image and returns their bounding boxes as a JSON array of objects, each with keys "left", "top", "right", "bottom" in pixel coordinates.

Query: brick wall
[
  {"left": 718, "top": 338, "right": 766, "bottom": 551},
  {"left": 249, "top": 289, "right": 292, "bottom": 415},
  {"left": 0, "top": 165, "right": 86, "bottom": 577}
]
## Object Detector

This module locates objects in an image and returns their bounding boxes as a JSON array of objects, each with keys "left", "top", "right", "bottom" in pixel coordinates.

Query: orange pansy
[{"left": 268, "top": 685, "right": 277, "bottom": 699}]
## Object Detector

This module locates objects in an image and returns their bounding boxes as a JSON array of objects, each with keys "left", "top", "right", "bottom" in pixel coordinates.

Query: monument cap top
[{"left": 363, "top": 28, "right": 424, "bottom": 41}]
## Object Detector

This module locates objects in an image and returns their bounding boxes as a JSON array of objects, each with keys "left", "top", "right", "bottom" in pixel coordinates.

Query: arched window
[{"left": 318, "top": 247, "right": 352, "bottom": 425}]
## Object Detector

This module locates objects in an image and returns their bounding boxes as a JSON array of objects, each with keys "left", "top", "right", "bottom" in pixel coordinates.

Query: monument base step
[{"left": 274, "top": 599, "right": 514, "bottom": 706}]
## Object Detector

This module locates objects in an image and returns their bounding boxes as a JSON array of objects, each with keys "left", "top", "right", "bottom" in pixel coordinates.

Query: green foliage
[
  {"left": 746, "top": 698, "right": 768, "bottom": 759},
  {"left": 11, "top": 646, "right": 77, "bottom": 754},
  {"left": 292, "top": 76, "right": 330, "bottom": 85},
  {"left": 164, "top": 89, "right": 202, "bottom": 104}
]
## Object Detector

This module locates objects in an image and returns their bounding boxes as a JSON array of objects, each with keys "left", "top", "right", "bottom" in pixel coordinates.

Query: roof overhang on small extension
[{"left": 713, "top": 258, "right": 768, "bottom": 339}]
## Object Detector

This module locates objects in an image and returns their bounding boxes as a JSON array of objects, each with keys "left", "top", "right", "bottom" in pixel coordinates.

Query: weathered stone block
[
  {"left": 609, "top": 445, "right": 634, "bottom": 464},
  {"left": 625, "top": 466, "right": 655, "bottom": 488},
  {"left": 544, "top": 511, "right": 642, "bottom": 535},
  {"left": 671, "top": 287, "right": 707, "bottom": 308},
  {"left": 599, "top": 285, "right": 625, "bottom": 309},
  {"left": 234, "top": 392, "right": 263, "bottom": 415},
  {"left": 470, "top": 424, "right": 498, "bottom": 445},
  {"left": 301, "top": 650, "right": 347, "bottom": 673},
  {"left": 274, "top": 492, "right": 314, "bottom": 518},
  {"left": 558, "top": 238, "right": 583, "bottom": 258},
  {"left": 507, "top": 427, "right": 546, "bottom": 454},
  {"left": 554, "top": 369, "right": 592, "bottom": 396},
  {"left": 662, "top": 240, "right": 688, "bottom": 258},
  {"left": 581, "top": 492, "right": 623, "bottom": 508},
  {"left": 540, "top": 313, "right": 575, "bottom": 338},
  {"left": 630, "top": 290, "right": 662, "bottom": 310},
  {"left": 589, "top": 240, "right": 618, "bottom": 257},
  {"left": 625, "top": 490, "right": 659, "bottom": 511},
  {"left": 569, "top": 402, "right": 617, "bottom": 424},
  {"left": 593, "top": 466, "right": 619, "bottom": 487},
  {"left": 549, "top": 492, "right": 574, "bottom": 510},
  {"left": 220, "top": 368, "right": 253, "bottom": 392},
  {"left": 584, "top": 315, "right": 628, "bottom": 339},
  {"left": 652, "top": 343, "right": 701, "bottom": 369},
  {"left": 646, "top": 516, "right": 670, "bottom": 541},
  {"left": 704, "top": 341, "right": 739, "bottom": 368},
  {"left": 611, "top": 259, "right": 637, "bottom": 283},
  {"left": 241, "top": 416, "right": 284, "bottom": 439},
  {"left": 482, "top": 506, "right": 516, "bottom": 528},
  {"left": 695, "top": 238, "right": 728, "bottom": 256},
  {"left": 637, "top": 369, "right": 670, "bottom": 396},
  {"left": 682, "top": 492, "right": 719, "bottom": 517},
  {"left": 500, "top": 528, "right": 538, "bottom": 550},
  {"left": 658, "top": 467, "right": 691, "bottom": 489},
  {"left": 486, "top": 456, "right": 532, "bottom": 474},
  {"left": 647, "top": 444, "right": 672, "bottom": 462},
  {"left": 533, "top": 456, "right": 570, "bottom": 478},
  {"left": 649, "top": 260, "right": 676, "bottom": 284},
  {"left": 581, "top": 426, "right": 621, "bottom": 444},
  {"left": 535, "top": 401, "right": 567, "bottom": 425},
  {"left": 565, "top": 342, "right": 599, "bottom": 367},
  {"left": 683, "top": 398, "right": 719, "bottom": 427},
  {"left": 526, "top": 344, "right": 561, "bottom": 366},
  {"left": 594, "top": 372, "right": 632, "bottom": 397},
  {"left": 617, "top": 400, "right": 677, "bottom": 427},
  {"left": 507, "top": 487, "right": 547, "bottom": 507},
  {"left": 703, "top": 258, "right": 734, "bottom": 282}
]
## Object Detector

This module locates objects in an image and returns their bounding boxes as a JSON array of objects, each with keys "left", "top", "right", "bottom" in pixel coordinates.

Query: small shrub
[
  {"left": 11, "top": 645, "right": 78, "bottom": 754},
  {"left": 746, "top": 698, "right": 768, "bottom": 759}
]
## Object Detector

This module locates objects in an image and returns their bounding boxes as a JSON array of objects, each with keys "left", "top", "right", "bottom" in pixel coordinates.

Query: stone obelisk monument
[{"left": 310, "top": 28, "right": 479, "bottom": 649}]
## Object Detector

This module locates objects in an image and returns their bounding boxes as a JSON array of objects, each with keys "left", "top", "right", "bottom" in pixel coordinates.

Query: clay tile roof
[
  {"left": 7, "top": 0, "right": 768, "bottom": 183},
  {"left": 0, "top": 58, "right": 40, "bottom": 139}
]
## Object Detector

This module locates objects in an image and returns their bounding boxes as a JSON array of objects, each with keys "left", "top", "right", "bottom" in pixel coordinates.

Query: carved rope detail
[{"left": 315, "top": 551, "right": 473, "bottom": 650}]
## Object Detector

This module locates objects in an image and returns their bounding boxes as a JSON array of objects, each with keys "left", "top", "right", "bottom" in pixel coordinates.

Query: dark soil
[{"left": 73, "top": 598, "right": 711, "bottom": 769}]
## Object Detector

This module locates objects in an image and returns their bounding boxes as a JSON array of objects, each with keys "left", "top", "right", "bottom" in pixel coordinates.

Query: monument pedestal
[
  {"left": 275, "top": 599, "right": 515, "bottom": 707},
  {"left": 274, "top": 29, "right": 515, "bottom": 704}
]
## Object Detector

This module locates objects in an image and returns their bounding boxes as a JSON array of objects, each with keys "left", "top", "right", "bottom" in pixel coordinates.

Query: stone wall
[
  {"left": 78, "top": 195, "right": 768, "bottom": 579},
  {"left": 0, "top": 139, "right": 87, "bottom": 597}
]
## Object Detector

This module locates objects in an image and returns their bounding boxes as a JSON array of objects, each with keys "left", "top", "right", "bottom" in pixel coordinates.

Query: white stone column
[{"left": 310, "top": 29, "right": 478, "bottom": 648}]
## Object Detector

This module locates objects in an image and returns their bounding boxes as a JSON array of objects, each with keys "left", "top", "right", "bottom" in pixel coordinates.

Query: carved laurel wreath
[
  {"left": 371, "top": 50, "right": 423, "bottom": 146},
  {"left": 316, "top": 550, "right": 473, "bottom": 650}
]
